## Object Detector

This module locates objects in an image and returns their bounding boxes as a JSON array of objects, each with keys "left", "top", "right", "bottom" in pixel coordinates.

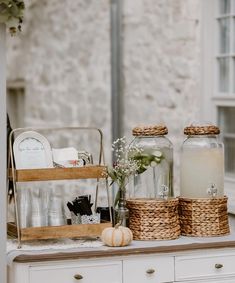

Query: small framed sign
[{"left": 13, "top": 131, "right": 53, "bottom": 169}]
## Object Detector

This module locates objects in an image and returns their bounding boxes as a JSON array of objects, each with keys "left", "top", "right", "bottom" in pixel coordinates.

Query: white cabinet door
[
  {"left": 175, "top": 253, "right": 235, "bottom": 281},
  {"left": 29, "top": 260, "right": 122, "bottom": 283},
  {"left": 123, "top": 255, "right": 174, "bottom": 283}
]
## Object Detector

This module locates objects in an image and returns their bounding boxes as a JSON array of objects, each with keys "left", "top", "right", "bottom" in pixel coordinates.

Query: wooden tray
[
  {"left": 7, "top": 222, "right": 111, "bottom": 241},
  {"left": 8, "top": 165, "right": 107, "bottom": 182}
]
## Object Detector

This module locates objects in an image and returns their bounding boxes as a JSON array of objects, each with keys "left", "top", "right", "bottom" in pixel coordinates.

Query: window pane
[
  {"left": 218, "top": 18, "right": 230, "bottom": 54},
  {"left": 218, "top": 58, "right": 230, "bottom": 92},
  {"left": 218, "top": 106, "right": 235, "bottom": 177},
  {"left": 224, "top": 137, "right": 235, "bottom": 176},
  {"left": 234, "top": 18, "right": 235, "bottom": 52},
  {"left": 219, "top": 0, "right": 230, "bottom": 14},
  {"left": 218, "top": 106, "right": 235, "bottom": 132}
]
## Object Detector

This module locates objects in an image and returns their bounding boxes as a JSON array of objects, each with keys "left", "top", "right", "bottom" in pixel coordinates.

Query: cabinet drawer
[
  {"left": 29, "top": 260, "right": 122, "bottom": 283},
  {"left": 175, "top": 253, "right": 235, "bottom": 281},
  {"left": 123, "top": 255, "right": 174, "bottom": 283}
]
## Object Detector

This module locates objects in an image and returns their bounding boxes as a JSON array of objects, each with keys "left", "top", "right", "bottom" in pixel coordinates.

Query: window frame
[{"left": 201, "top": 0, "right": 235, "bottom": 213}]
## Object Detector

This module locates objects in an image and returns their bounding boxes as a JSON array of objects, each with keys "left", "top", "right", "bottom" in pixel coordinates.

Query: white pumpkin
[{"left": 101, "top": 224, "right": 133, "bottom": 247}]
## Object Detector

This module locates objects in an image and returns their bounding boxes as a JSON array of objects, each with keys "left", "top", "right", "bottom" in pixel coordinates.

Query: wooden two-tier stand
[{"left": 7, "top": 127, "right": 112, "bottom": 248}]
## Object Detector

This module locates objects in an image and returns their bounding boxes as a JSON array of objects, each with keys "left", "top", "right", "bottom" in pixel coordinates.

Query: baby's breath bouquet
[
  {"left": 107, "top": 137, "right": 142, "bottom": 207},
  {"left": 0, "top": 0, "right": 25, "bottom": 35}
]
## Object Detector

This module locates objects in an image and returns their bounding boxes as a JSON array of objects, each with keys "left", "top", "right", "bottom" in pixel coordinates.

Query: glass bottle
[
  {"left": 129, "top": 125, "right": 173, "bottom": 199},
  {"left": 180, "top": 124, "right": 224, "bottom": 198}
]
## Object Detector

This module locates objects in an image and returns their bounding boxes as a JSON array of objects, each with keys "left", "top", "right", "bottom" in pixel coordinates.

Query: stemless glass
[
  {"left": 30, "top": 186, "right": 45, "bottom": 227},
  {"left": 17, "top": 185, "right": 31, "bottom": 228},
  {"left": 48, "top": 189, "right": 66, "bottom": 226}
]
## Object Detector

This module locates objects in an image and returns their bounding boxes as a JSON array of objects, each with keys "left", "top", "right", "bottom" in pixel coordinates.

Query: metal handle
[
  {"left": 146, "top": 268, "right": 155, "bottom": 274},
  {"left": 74, "top": 274, "right": 83, "bottom": 280},
  {"left": 215, "top": 263, "right": 223, "bottom": 269}
]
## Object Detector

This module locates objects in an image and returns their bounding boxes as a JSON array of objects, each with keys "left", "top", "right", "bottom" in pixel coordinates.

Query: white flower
[{"left": 108, "top": 136, "right": 142, "bottom": 189}]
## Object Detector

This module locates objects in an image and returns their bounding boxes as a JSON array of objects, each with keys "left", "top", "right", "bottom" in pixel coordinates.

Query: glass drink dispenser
[
  {"left": 180, "top": 124, "right": 224, "bottom": 198},
  {"left": 129, "top": 125, "right": 173, "bottom": 199}
]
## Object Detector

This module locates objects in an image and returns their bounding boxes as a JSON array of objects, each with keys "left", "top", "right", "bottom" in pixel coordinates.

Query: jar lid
[
  {"left": 132, "top": 125, "right": 168, "bottom": 136},
  {"left": 184, "top": 125, "right": 220, "bottom": 135}
]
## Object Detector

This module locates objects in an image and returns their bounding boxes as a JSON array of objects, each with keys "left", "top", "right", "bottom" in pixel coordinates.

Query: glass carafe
[
  {"left": 129, "top": 125, "right": 173, "bottom": 199},
  {"left": 180, "top": 124, "right": 224, "bottom": 198}
]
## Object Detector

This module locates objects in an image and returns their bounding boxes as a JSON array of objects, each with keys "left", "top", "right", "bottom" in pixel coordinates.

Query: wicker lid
[
  {"left": 184, "top": 125, "right": 220, "bottom": 136},
  {"left": 132, "top": 125, "right": 168, "bottom": 136}
]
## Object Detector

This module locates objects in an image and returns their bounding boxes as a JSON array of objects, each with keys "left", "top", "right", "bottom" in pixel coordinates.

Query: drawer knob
[
  {"left": 74, "top": 274, "right": 83, "bottom": 280},
  {"left": 215, "top": 263, "right": 223, "bottom": 269},
  {"left": 146, "top": 268, "right": 155, "bottom": 274}
]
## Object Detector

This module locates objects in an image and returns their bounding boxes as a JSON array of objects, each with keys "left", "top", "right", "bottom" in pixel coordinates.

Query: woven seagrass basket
[
  {"left": 126, "top": 198, "right": 180, "bottom": 240},
  {"left": 179, "top": 196, "right": 230, "bottom": 237}
]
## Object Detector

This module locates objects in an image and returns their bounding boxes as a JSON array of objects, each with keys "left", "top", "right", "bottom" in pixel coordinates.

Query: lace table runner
[{"left": 7, "top": 238, "right": 104, "bottom": 265}]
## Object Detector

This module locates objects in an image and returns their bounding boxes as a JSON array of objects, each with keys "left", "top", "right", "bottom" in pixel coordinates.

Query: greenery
[
  {"left": 132, "top": 150, "right": 164, "bottom": 174},
  {"left": 106, "top": 137, "right": 142, "bottom": 206},
  {"left": 106, "top": 137, "right": 164, "bottom": 206},
  {"left": 0, "top": 0, "right": 25, "bottom": 35}
]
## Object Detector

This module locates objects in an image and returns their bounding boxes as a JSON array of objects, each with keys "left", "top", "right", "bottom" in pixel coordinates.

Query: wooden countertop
[{"left": 13, "top": 240, "right": 235, "bottom": 263}]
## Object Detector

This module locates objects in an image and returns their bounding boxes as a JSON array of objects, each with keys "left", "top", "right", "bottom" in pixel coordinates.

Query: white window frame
[{"left": 201, "top": 0, "right": 235, "bottom": 213}]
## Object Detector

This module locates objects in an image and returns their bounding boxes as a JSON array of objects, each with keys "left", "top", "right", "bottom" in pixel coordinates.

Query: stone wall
[
  {"left": 6, "top": 0, "right": 202, "bottom": 198},
  {"left": 7, "top": 0, "right": 112, "bottom": 160}
]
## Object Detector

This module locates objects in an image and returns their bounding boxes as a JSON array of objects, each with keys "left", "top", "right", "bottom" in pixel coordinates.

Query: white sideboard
[
  {"left": 8, "top": 215, "right": 235, "bottom": 283},
  {"left": 8, "top": 246, "right": 235, "bottom": 283}
]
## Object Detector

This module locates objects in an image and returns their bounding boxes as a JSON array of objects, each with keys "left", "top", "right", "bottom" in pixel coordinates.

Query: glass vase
[{"left": 114, "top": 188, "right": 129, "bottom": 227}]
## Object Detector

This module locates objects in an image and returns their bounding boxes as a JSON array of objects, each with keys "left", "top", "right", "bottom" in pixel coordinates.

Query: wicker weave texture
[
  {"left": 179, "top": 197, "right": 230, "bottom": 237},
  {"left": 184, "top": 125, "right": 220, "bottom": 135},
  {"left": 132, "top": 125, "right": 168, "bottom": 136},
  {"left": 127, "top": 198, "right": 180, "bottom": 240}
]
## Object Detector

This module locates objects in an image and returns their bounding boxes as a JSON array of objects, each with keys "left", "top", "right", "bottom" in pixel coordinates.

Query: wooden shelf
[
  {"left": 8, "top": 165, "right": 107, "bottom": 182},
  {"left": 7, "top": 222, "right": 112, "bottom": 241},
  {"left": 7, "top": 165, "right": 111, "bottom": 242}
]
